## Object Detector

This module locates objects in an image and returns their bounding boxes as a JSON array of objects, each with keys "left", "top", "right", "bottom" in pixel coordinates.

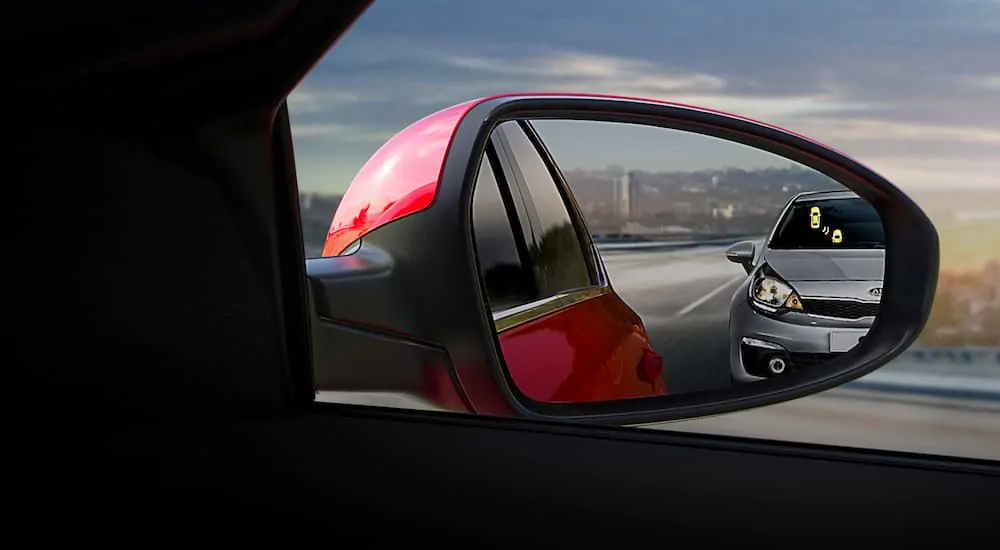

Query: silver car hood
[{"left": 761, "top": 248, "right": 885, "bottom": 282}]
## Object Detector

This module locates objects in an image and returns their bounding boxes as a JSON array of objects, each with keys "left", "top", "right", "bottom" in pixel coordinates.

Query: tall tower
[
  {"left": 627, "top": 170, "right": 640, "bottom": 217},
  {"left": 616, "top": 171, "right": 632, "bottom": 219}
]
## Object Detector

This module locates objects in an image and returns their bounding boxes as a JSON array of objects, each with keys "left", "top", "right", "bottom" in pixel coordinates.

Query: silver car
[{"left": 725, "top": 189, "right": 885, "bottom": 383}]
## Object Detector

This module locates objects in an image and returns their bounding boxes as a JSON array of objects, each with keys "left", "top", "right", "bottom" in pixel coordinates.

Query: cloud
[
  {"left": 427, "top": 50, "right": 872, "bottom": 121},
  {"left": 443, "top": 51, "right": 727, "bottom": 89},
  {"left": 792, "top": 118, "right": 1000, "bottom": 146},
  {"left": 291, "top": 123, "right": 396, "bottom": 143},
  {"left": 860, "top": 157, "right": 1000, "bottom": 190},
  {"left": 966, "top": 75, "right": 1000, "bottom": 91},
  {"left": 287, "top": 0, "right": 1000, "bottom": 193},
  {"left": 286, "top": 88, "right": 383, "bottom": 113}
]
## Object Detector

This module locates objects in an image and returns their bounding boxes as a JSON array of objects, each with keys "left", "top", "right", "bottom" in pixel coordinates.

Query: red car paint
[
  {"left": 326, "top": 92, "right": 859, "bottom": 405},
  {"left": 498, "top": 291, "right": 665, "bottom": 403},
  {"left": 321, "top": 98, "right": 480, "bottom": 257}
]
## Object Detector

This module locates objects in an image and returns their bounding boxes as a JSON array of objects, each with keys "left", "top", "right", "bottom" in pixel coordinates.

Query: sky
[
  {"left": 529, "top": 119, "right": 804, "bottom": 173},
  {"left": 288, "top": 0, "right": 1000, "bottom": 195}
]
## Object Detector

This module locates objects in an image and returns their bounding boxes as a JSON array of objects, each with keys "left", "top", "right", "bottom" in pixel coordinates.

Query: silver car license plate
[{"left": 829, "top": 330, "right": 867, "bottom": 353}]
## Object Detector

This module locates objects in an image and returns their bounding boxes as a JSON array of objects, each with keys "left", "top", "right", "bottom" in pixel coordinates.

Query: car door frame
[
  {"left": 483, "top": 118, "right": 669, "bottom": 403},
  {"left": 481, "top": 119, "right": 605, "bottom": 328},
  {"left": 486, "top": 119, "right": 617, "bottom": 333},
  {"left": 493, "top": 119, "right": 607, "bottom": 289}
]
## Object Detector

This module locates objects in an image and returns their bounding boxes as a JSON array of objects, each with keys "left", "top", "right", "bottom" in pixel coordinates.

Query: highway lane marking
[
  {"left": 602, "top": 247, "right": 739, "bottom": 283},
  {"left": 674, "top": 274, "right": 745, "bottom": 317}
]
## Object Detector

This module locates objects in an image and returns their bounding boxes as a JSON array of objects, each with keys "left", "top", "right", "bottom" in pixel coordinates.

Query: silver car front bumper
[{"left": 729, "top": 298, "right": 874, "bottom": 383}]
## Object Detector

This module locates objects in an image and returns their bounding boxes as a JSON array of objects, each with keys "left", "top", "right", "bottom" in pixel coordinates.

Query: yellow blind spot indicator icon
[
  {"left": 809, "top": 207, "right": 821, "bottom": 229},
  {"left": 832, "top": 229, "right": 843, "bottom": 243}
]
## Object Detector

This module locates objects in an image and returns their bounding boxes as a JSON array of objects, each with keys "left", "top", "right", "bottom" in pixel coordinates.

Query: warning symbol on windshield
[
  {"left": 809, "top": 207, "right": 821, "bottom": 229},
  {"left": 832, "top": 229, "right": 843, "bottom": 244}
]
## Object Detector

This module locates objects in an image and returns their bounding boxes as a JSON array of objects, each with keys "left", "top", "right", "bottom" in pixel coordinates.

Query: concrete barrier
[
  {"left": 595, "top": 235, "right": 764, "bottom": 252},
  {"left": 307, "top": 235, "right": 759, "bottom": 256},
  {"left": 847, "top": 371, "right": 1000, "bottom": 401},
  {"left": 899, "top": 347, "right": 1000, "bottom": 365},
  {"left": 845, "top": 347, "right": 1000, "bottom": 401}
]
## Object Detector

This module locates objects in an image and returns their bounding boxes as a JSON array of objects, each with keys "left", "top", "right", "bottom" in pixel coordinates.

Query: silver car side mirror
[{"left": 725, "top": 241, "right": 757, "bottom": 274}]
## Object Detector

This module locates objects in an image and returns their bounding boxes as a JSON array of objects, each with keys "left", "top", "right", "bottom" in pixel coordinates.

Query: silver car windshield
[{"left": 768, "top": 198, "right": 885, "bottom": 250}]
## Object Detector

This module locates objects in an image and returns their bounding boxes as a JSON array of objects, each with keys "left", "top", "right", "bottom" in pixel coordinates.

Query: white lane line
[{"left": 674, "top": 274, "right": 745, "bottom": 317}]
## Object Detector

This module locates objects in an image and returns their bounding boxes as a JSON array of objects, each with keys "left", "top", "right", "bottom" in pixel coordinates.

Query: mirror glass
[{"left": 471, "top": 119, "right": 885, "bottom": 404}]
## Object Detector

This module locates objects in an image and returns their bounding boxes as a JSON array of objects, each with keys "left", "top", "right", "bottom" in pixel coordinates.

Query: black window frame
[
  {"left": 491, "top": 120, "right": 601, "bottom": 295},
  {"left": 470, "top": 139, "right": 539, "bottom": 313},
  {"left": 769, "top": 196, "right": 886, "bottom": 250}
]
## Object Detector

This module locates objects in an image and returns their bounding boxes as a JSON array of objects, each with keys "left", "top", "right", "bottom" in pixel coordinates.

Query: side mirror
[
  {"left": 306, "top": 93, "right": 939, "bottom": 425},
  {"left": 725, "top": 241, "right": 757, "bottom": 274}
]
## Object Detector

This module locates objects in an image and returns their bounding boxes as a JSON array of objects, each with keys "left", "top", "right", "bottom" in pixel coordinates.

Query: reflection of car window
[
  {"left": 769, "top": 197, "right": 884, "bottom": 249},
  {"left": 471, "top": 150, "right": 537, "bottom": 311},
  {"left": 497, "top": 121, "right": 593, "bottom": 297}
]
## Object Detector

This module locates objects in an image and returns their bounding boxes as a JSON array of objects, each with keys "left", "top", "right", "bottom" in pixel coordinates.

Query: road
[{"left": 600, "top": 243, "right": 749, "bottom": 394}]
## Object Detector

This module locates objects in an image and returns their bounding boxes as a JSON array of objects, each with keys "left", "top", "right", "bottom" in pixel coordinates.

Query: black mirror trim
[{"left": 445, "top": 95, "right": 939, "bottom": 424}]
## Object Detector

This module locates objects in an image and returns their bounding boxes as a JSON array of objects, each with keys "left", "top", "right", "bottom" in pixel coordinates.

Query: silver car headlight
[{"left": 749, "top": 269, "right": 803, "bottom": 313}]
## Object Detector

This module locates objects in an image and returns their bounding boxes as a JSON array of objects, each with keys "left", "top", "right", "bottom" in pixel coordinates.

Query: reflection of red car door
[
  {"left": 495, "top": 289, "right": 666, "bottom": 403},
  {"left": 473, "top": 120, "right": 666, "bottom": 404}
]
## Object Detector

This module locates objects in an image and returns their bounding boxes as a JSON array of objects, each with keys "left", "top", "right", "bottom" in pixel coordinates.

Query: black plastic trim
[
  {"left": 307, "top": 251, "right": 475, "bottom": 411},
  {"left": 476, "top": 139, "right": 539, "bottom": 308},
  {"left": 490, "top": 121, "right": 599, "bottom": 302},
  {"left": 517, "top": 119, "right": 602, "bottom": 284}
]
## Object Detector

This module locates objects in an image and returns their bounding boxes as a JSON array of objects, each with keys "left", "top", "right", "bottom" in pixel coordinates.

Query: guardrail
[
  {"left": 595, "top": 235, "right": 764, "bottom": 252},
  {"left": 305, "top": 236, "right": 760, "bottom": 256},
  {"left": 847, "top": 347, "right": 1000, "bottom": 402},
  {"left": 898, "top": 347, "right": 1000, "bottom": 365}
]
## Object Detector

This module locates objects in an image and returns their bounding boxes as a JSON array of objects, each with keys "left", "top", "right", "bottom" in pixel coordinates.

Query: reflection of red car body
[
  {"left": 496, "top": 290, "right": 666, "bottom": 402},
  {"left": 322, "top": 95, "right": 665, "bottom": 405}
]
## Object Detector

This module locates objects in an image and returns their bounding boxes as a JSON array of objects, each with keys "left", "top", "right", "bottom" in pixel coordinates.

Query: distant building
[
  {"left": 712, "top": 204, "right": 735, "bottom": 219},
  {"left": 613, "top": 170, "right": 642, "bottom": 219},
  {"left": 616, "top": 172, "right": 630, "bottom": 219}
]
